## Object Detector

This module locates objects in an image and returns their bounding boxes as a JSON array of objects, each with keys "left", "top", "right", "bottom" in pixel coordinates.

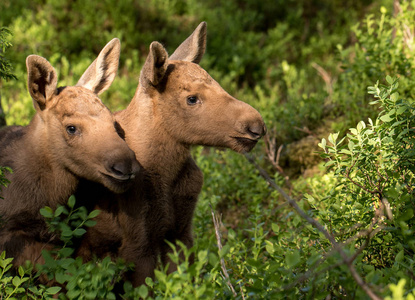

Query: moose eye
[
  {"left": 186, "top": 96, "right": 200, "bottom": 106},
  {"left": 66, "top": 125, "right": 77, "bottom": 135}
]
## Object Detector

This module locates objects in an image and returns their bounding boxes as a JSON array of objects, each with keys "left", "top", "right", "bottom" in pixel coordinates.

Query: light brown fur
[{"left": 0, "top": 39, "right": 140, "bottom": 268}]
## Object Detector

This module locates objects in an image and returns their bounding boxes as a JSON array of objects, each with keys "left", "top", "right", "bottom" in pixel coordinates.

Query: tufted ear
[
  {"left": 26, "top": 55, "right": 58, "bottom": 111},
  {"left": 76, "top": 38, "right": 121, "bottom": 95},
  {"left": 169, "top": 22, "right": 207, "bottom": 64},
  {"left": 139, "top": 41, "right": 169, "bottom": 88}
]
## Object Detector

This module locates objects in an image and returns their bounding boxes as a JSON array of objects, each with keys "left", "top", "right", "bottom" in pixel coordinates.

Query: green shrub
[{"left": 315, "top": 76, "right": 415, "bottom": 297}]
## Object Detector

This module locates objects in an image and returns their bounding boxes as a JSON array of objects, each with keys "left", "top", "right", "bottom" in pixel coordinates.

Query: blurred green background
[{"left": 0, "top": 0, "right": 396, "bottom": 178}]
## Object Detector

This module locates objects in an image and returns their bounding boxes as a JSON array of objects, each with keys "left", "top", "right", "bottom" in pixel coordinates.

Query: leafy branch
[{"left": 245, "top": 153, "right": 383, "bottom": 300}]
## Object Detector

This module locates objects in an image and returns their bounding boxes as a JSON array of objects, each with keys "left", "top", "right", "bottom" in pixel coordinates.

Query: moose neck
[{"left": 118, "top": 90, "right": 191, "bottom": 183}]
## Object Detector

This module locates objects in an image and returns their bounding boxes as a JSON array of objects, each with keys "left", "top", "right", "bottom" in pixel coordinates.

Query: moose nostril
[
  {"left": 247, "top": 123, "right": 266, "bottom": 139},
  {"left": 110, "top": 161, "right": 130, "bottom": 177}
]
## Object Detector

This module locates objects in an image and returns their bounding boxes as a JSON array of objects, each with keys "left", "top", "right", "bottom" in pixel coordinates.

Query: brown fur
[
  {"left": 79, "top": 22, "right": 266, "bottom": 287},
  {"left": 0, "top": 39, "right": 140, "bottom": 268}
]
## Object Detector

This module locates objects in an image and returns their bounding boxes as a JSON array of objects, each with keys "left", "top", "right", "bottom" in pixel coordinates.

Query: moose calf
[
  {"left": 79, "top": 22, "right": 266, "bottom": 287},
  {"left": 0, "top": 39, "right": 139, "bottom": 268}
]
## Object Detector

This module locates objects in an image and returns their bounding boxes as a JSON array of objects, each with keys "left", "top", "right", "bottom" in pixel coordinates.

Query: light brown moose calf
[
  {"left": 80, "top": 22, "right": 266, "bottom": 287},
  {"left": 0, "top": 39, "right": 140, "bottom": 268}
]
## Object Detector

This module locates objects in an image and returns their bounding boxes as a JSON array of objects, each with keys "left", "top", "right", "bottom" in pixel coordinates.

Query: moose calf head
[
  {"left": 26, "top": 39, "right": 139, "bottom": 193},
  {"left": 138, "top": 22, "right": 266, "bottom": 153}
]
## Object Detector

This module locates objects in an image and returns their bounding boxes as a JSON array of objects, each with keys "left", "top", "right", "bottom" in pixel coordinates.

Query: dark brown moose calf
[
  {"left": 79, "top": 22, "right": 266, "bottom": 287},
  {"left": 0, "top": 39, "right": 139, "bottom": 268}
]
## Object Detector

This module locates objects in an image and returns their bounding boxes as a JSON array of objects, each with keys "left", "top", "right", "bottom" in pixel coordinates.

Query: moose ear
[
  {"left": 169, "top": 21, "right": 207, "bottom": 64},
  {"left": 139, "top": 41, "right": 169, "bottom": 88},
  {"left": 26, "top": 55, "right": 58, "bottom": 111},
  {"left": 76, "top": 38, "right": 121, "bottom": 95}
]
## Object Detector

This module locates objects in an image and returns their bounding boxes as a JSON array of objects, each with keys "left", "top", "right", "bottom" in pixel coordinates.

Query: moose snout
[{"left": 106, "top": 156, "right": 140, "bottom": 181}]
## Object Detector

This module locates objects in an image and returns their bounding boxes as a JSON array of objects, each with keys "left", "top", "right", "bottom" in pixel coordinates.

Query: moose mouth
[
  {"left": 102, "top": 172, "right": 135, "bottom": 182},
  {"left": 233, "top": 137, "right": 258, "bottom": 152},
  {"left": 101, "top": 172, "right": 136, "bottom": 192}
]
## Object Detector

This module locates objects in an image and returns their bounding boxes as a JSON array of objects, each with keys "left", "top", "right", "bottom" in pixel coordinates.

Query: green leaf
[
  {"left": 390, "top": 92, "right": 399, "bottom": 102},
  {"left": 54, "top": 205, "right": 67, "bottom": 217},
  {"left": 145, "top": 276, "right": 154, "bottom": 288},
  {"left": 73, "top": 228, "right": 86, "bottom": 237},
  {"left": 339, "top": 149, "right": 352, "bottom": 155},
  {"left": 88, "top": 209, "right": 101, "bottom": 219},
  {"left": 272, "top": 223, "right": 280, "bottom": 233},
  {"left": 154, "top": 269, "right": 166, "bottom": 282},
  {"left": 380, "top": 114, "right": 393, "bottom": 122},
  {"left": 324, "top": 160, "right": 336, "bottom": 167},
  {"left": 58, "top": 247, "right": 74, "bottom": 258},
  {"left": 328, "top": 133, "right": 339, "bottom": 145},
  {"left": 106, "top": 293, "right": 116, "bottom": 300},
  {"left": 40, "top": 207, "right": 54, "bottom": 218},
  {"left": 18, "top": 266, "right": 24, "bottom": 277},
  {"left": 395, "top": 250, "right": 404, "bottom": 263},
  {"left": 66, "top": 288, "right": 81, "bottom": 299},
  {"left": 285, "top": 250, "right": 301, "bottom": 268},
  {"left": 265, "top": 240, "right": 274, "bottom": 254},
  {"left": 46, "top": 286, "right": 62, "bottom": 295},
  {"left": 318, "top": 138, "right": 327, "bottom": 150},
  {"left": 219, "top": 244, "right": 230, "bottom": 257},
  {"left": 61, "top": 228, "right": 73, "bottom": 238},
  {"left": 208, "top": 253, "right": 219, "bottom": 266},
  {"left": 198, "top": 250, "right": 208, "bottom": 262},
  {"left": 396, "top": 106, "right": 407, "bottom": 115},
  {"left": 68, "top": 195, "right": 76, "bottom": 208},
  {"left": 84, "top": 220, "right": 97, "bottom": 227},
  {"left": 386, "top": 75, "right": 393, "bottom": 84},
  {"left": 12, "top": 276, "right": 21, "bottom": 287},
  {"left": 138, "top": 285, "right": 149, "bottom": 298},
  {"left": 196, "top": 285, "right": 207, "bottom": 298},
  {"left": 42, "top": 250, "right": 57, "bottom": 268}
]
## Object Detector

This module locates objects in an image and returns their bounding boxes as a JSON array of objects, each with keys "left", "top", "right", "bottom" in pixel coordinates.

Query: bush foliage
[{"left": 1, "top": 0, "right": 415, "bottom": 299}]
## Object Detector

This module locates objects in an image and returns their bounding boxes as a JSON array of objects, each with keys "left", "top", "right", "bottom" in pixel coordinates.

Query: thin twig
[
  {"left": 33, "top": 233, "right": 58, "bottom": 264},
  {"left": 293, "top": 126, "right": 320, "bottom": 140},
  {"left": 210, "top": 205, "right": 237, "bottom": 297},
  {"left": 282, "top": 259, "right": 343, "bottom": 291},
  {"left": 264, "top": 136, "right": 293, "bottom": 190},
  {"left": 244, "top": 153, "right": 383, "bottom": 300},
  {"left": 333, "top": 222, "right": 364, "bottom": 238},
  {"left": 346, "top": 161, "right": 379, "bottom": 196},
  {"left": 239, "top": 282, "right": 246, "bottom": 300},
  {"left": 311, "top": 62, "right": 333, "bottom": 98},
  {"left": 381, "top": 198, "right": 393, "bottom": 221}
]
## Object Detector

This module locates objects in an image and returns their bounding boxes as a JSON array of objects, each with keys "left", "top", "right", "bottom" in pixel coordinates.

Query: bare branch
[
  {"left": 210, "top": 205, "right": 237, "bottom": 297},
  {"left": 381, "top": 198, "right": 393, "bottom": 221},
  {"left": 293, "top": 126, "right": 319, "bottom": 140},
  {"left": 264, "top": 136, "right": 293, "bottom": 190},
  {"left": 311, "top": 62, "right": 333, "bottom": 100}
]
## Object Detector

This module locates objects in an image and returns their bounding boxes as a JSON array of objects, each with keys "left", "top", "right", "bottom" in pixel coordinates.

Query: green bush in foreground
[{"left": 314, "top": 76, "right": 415, "bottom": 298}]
